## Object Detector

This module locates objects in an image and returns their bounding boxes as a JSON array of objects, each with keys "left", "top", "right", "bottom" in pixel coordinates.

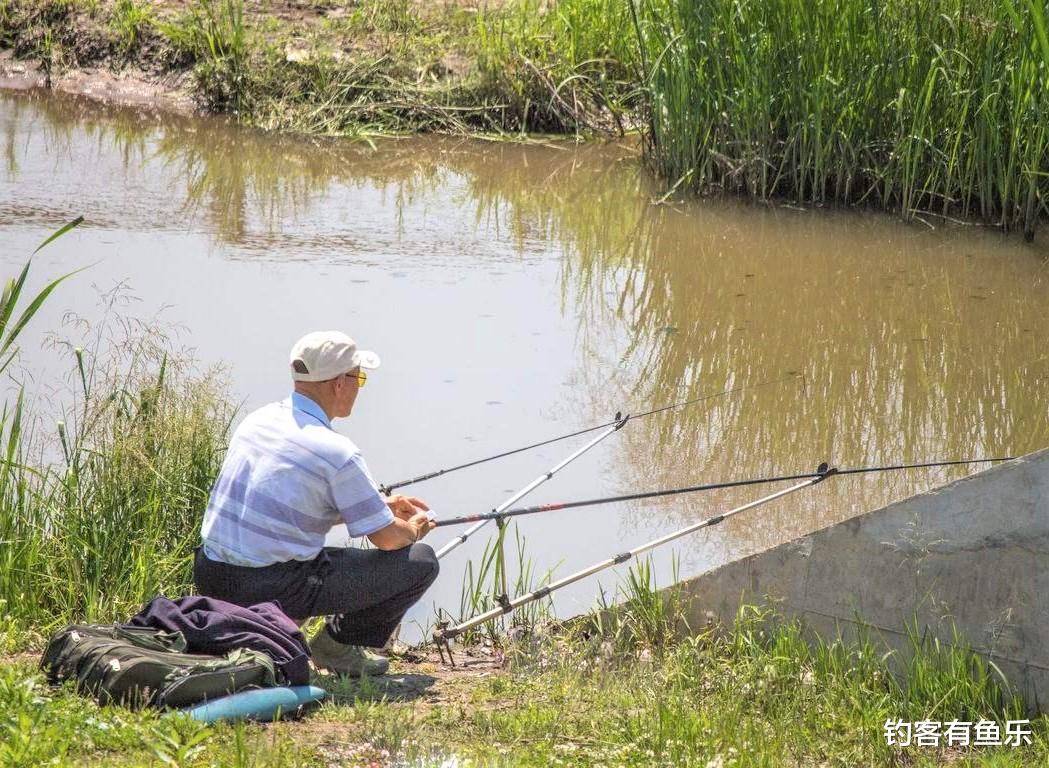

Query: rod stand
[
  {"left": 494, "top": 515, "right": 510, "bottom": 605},
  {"left": 433, "top": 621, "right": 456, "bottom": 667}
]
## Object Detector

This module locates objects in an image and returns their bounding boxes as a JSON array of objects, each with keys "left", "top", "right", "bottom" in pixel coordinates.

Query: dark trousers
[{"left": 193, "top": 544, "right": 439, "bottom": 648}]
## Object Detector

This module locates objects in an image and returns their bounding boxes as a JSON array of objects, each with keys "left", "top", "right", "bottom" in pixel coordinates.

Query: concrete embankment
[{"left": 678, "top": 449, "right": 1049, "bottom": 710}]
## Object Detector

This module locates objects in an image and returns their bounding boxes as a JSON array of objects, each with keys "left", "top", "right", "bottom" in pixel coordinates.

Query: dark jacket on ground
[{"left": 126, "top": 595, "right": 310, "bottom": 685}]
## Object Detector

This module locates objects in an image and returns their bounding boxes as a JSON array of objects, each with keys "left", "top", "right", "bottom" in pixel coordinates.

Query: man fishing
[{"left": 193, "top": 330, "right": 438, "bottom": 677}]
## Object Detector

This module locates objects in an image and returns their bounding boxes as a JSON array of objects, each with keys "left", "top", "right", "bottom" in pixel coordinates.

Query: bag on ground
[{"left": 40, "top": 623, "right": 276, "bottom": 708}]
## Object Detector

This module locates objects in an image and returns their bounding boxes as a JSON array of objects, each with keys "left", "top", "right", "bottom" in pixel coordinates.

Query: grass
[
  {"left": 5, "top": 591, "right": 1048, "bottom": 765},
  {"left": 0, "top": 228, "right": 234, "bottom": 638},
  {"left": 108, "top": 0, "right": 150, "bottom": 59},
  {"left": 453, "top": 524, "right": 556, "bottom": 645},
  {"left": 635, "top": 0, "right": 1049, "bottom": 237},
  {"left": 0, "top": 0, "right": 641, "bottom": 134},
  {"left": 0, "top": 324, "right": 232, "bottom": 635},
  {"left": 309, "top": 532, "right": 1048, "bottom": 764},
  {"left": 237, "top": 0, "right": 642, "bottom": 137},
  {"left": 0, "top": 660, "right": 320, "bottom": 766},
  {"left": 155, "top": 0, "right": 247, "bottom": 111}
]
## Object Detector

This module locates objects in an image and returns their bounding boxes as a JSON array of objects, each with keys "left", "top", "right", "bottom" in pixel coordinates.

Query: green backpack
[{"left": 41, "top": 624, "right": 276, "bottom": 709}]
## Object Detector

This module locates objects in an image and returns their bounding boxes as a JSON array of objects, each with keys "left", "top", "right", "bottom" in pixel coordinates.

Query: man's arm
[
  {"left": 368, "top": 510, "right": 435, "bottom": 551},
  {"left": 334, "top": 456, "right": 433, "bottom": 549}
]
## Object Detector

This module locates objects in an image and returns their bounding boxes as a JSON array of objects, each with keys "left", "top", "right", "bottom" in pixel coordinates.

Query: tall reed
[
  {"left": 455, "top": 525, "right": 554, "bottom": 644},
  {"left": 0, "top": 227, "right": 233, "bottom": 636},
  {"left": 635, "top": 0, "right": 1049, "bottom": 236},
  {"left": 0, "top": 329, "right": 232, "bottom": 633},
  {"left": 155, "top": 0, "right": 248, "bottom": 111}
]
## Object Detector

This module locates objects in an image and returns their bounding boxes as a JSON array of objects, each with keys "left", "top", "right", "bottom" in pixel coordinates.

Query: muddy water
[{"left": 3, "top": 90, "right": 1048, "bottom": 639}]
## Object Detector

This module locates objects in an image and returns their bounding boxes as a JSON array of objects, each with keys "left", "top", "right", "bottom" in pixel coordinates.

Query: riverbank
[
  {"left": 4, "top": 602, "right": 1049, "bottom": 766},
  {"left": 2, "top": 0, "right": 1046, "bottom": 238},
  {"left": 0, "top": 0, "right": 639, "bottom": 135}
]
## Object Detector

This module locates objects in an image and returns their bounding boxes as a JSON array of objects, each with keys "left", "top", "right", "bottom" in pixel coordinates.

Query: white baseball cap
[{"left": 289, "top": 331, "right": 381, "bottom": 382}]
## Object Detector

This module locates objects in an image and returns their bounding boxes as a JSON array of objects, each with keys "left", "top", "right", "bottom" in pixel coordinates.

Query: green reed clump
[
  {"left": 108, "top": 0, "right": 151, "bottom": 59},
  {"left": 0, "top": 326, "right": 233, "bottom": 635},
  {"left": 472, "top": 0, "right": 643, "bottom": 134},
  {"left": 452, "top": 524, "right": 555, "bottom": 645},
  {"left": 587, "top": 556, "right": 687, "bottom": 652},
  {"left": 636, "top": 0, "right": 1049, "bottom": 237},
  {"left": 155, "top": 0, "right": 248, "bottom": 111}
]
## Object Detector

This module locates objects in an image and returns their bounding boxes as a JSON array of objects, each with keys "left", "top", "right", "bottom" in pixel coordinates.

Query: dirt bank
[
  {"left": 0, "top": 0, "right": 637, "bottom": 135},
  {"left": 0, "top": 49, "right": 195, "bottom": 113}
]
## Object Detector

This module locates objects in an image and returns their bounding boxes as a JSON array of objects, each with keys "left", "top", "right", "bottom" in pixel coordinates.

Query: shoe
[{"left": 309, "top": 629, "right": 390, "bottom": 677}]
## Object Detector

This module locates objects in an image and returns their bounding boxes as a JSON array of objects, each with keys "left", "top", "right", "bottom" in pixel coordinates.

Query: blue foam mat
[{"left": 182, "top": 685, "right": 326, "bottom": 723}]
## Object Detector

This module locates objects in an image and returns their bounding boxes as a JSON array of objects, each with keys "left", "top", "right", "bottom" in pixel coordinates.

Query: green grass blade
[
  {"left": 0, "top": 262, "right": 32, "bottom": 339},
  {"left": 32, "top": 216, "right": 84, "bottom": 255},
  {"left": 0, "top": 267, "right": 87, "bottom": 370},
  {"left": 1026, "top": 0, "right": 1049, "bottom": 70}
]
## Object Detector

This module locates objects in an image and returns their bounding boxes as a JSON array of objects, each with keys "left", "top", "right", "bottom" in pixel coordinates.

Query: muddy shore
[
  {"left": 0, "top": 0, "right": 635, "bottom": 135},
  {"left": 0, "top": 49, "right": 196, "bottom": 113}
]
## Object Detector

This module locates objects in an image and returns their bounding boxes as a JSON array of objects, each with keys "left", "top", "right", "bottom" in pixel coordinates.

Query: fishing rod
[
  {"left": 381, "top": 372, "right": 801, "bottom": 494},
  {"left": 434, "top": 412, "right": 630, "bottom": 562},
  {"left": 433, "top": 464, "right": 837, "bottom": 656},
  {"left": 431, "top": 456, "right": 1015, "bottom": 529}
]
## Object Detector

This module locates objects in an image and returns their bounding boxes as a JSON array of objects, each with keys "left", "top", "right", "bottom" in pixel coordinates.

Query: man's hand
[
  {"left": 368, "top": 505, "right": 437, "bottom": 550},
  {"left": 408, "top": 509, "right": 436, "bottom": 542},
  {"left": 386, "top": 494, "right": 430, "bottom": 521}
]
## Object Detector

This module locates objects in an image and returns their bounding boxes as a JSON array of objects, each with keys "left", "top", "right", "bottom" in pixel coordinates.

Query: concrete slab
[{"left": 675, "top": 449, "right": 1049, "bottom": 712}]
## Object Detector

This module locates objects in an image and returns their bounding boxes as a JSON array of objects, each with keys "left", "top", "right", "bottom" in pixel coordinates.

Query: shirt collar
[{"left": 288, "top": 391, "right": 332, "bottom": 429}]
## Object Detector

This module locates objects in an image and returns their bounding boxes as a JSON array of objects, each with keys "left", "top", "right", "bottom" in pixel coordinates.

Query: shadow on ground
[{"left": 313, "top": 671, "right": 439, "bottom": 704}]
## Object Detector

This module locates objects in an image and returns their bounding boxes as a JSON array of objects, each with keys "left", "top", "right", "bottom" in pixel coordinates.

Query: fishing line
[{"left": 381, "top": 371, "right": 802, "bottom": 493}]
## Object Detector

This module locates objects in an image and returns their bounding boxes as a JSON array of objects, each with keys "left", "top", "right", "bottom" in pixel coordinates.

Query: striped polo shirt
[{"left": 200, "top": 392, "right": 395, "bottom": 566}]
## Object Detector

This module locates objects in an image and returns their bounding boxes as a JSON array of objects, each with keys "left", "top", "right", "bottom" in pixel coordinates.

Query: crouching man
[{"left": 194, "top": 330, "right": 438, "bottom": 677}]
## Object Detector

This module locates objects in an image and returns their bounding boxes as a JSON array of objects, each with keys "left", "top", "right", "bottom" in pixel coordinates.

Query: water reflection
[
  {"left": 570, "top": 202, "right": 1049, "bottom": 560},
  {"left": 4, "top": 88, "right": 1048, "bottom": 571},
  {"left": 0, "top": 90, "right": 639, "bottom": 254}
]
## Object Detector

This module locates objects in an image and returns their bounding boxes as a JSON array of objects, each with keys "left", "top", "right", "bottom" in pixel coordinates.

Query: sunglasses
[{"left": 344, "top": 369, "right": 367, "bottom": 388}]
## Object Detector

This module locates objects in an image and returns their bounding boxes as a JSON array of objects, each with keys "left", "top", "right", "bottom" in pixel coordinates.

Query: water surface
[{"left": 3, "top": 90, "right": 1047, "bottom": 639}]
